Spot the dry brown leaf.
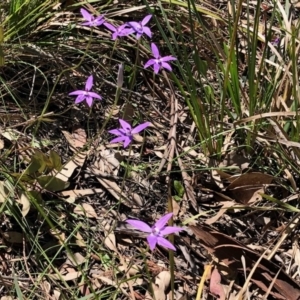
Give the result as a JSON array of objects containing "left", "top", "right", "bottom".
[
  {"left": 72, "top": 128, "right": 87, "bottom": 148},
  {"left": 178, "top": 110, "right": 187, "bottom": 123},
  {"left": 61, "top": 188, "right": 104, "bottom": 200},
  {"left": 17, "top": 193, "right": 30, "bottom": 217},
  {"left": 190, "top": 225, "right": 300, "bottom": 299},
  {"left": 98, "top": 276, "right": 115, "bottom": 286},
  {"left": 55, "top": 161, "right": 77, "bottom": 181},
  {"left": 220, "top": 152, "right": 250, "bottom": 170},
  {"left": 226, "top": 172, "right": 273, "bottom": 204},
  {"left": 119, "top": 263, "right": 139, "bottom": 276},
  {"left": 52, "top": 289, "right": 61, "bottom": 300},
  {"left": 61, "top": 270, "right": 82, "bottom": 281},
  {"left": 61, "top": 196, "right": 76, "bottom": 204},
  {"left": 227, "top": 172, "right": 274, "bottom": 188},
  {"left": 62, "top": 129, "right": 86, "bottom": 149},
  {"left": 67, "top": 252, "right": 86, "bottom": 266},
  {"left": 3, "top": 231, "right": 23, "bottom": 243},
  {"left": 211, "top": 169, "right": 224, "bottom": 189},
  {"left": 97, "top": 177, "right": 143, "bottom": 206},
  {"left": 283, "top": 168, "right": 297, "bottom": 192},
  {"left": 75, "top": 232, "right": 86, "bottom": 248},
  {"left": 50, "top": 228, "right": 66, "bottom": 242},
  {"left": 42, "top": 281, "right": 51, "bottom": 294},
  {"left": 92, "top": 148, "right": 120, "bottom": 176},
  {"left": 74, "top": 203, "right": 97, "bottom": 218},
  {"left": 79, "top": 283, "right": 91, "bottom": 296},
  {"left": 154, "top": 150, "right": 164, "bottom": 158},
  {"left": 0, "top": 181, "right": 10, "bottom": 203},
  {"left": 172, "top": 198, "right": 180, "bottom": 216},
  {"left": 55, "top": 151, "right": 87, "bottom": 181},
  {"left": 209, "top": 268, "right": 225, "bottom": 300},
  {"left": 0, "top": 128, "right": 21, "bottom": 141},
  {"left": 104, "top": 232, "right": 117, "bottom": 251},
  {"left": 130, "top": 169, "right": 150, "bottom": 189},
  {"left": 228, "top": 186, "right": 264, "bottom": 205},
  {"left": 146, "top": 270, "right": 171, "bottom": 300},
  {"left": 157, "top": 271, "right": 171, "bottom": 291},
  {"left": 216, "top": 169, "right": 232, "bottom": 180},
  {"left": 205, "top": 201, "right": 234, "bottom": 225},
  {"left": 48, "top": 266, "right": 81, "bottom": 281}
]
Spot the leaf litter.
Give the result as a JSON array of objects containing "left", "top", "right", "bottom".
[{"left": 1, "top": 1, "right": 300, "bottom": 299}]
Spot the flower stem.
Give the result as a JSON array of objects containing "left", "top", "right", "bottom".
[{"left": 168, "top": 179, "right": 175, "bottom": 300}]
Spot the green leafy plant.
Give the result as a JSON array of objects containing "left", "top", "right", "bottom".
[
  {"left": 173, "top": 180, "right": 184, "bottom": 201},
  {"left": 17, "top": 150, "right": 69, "bottom": 192}
]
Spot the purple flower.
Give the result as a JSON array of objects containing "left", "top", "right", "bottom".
[
  {"left": 128, "top": 15, "right": 152, "bottom": 39},
  {"left": 144, "top": 43, "right": 177, "bottom": 74},
  {"left": 127, "top": 213, "right": 182, "bottom": 251},
  {"left": 69, "top": 75, "right": 102, "bottom": 107},
  {"left": 104, "top": 23, "right": 134, "bottom": 40},
  {"left": 80, "top": 8, "right": 106, "bottom": 27},
  {"left": 271, "top": 37, "right": 280, "bottom": 46},
  {"left": 108, "top": 119, "right": 150, "bottom": 148}
]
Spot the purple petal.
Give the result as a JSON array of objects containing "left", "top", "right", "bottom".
[
  {"left": 69, "top": 90, "right": 85, "bottom": 96},
  {"left": 118, "top": 24, "right": 129, "bottom": 31},
  {"left": 110, "top": 136, "right": 126, "bottom": 144},
  {"left": 156, "top": 237, "right": 176, "bottom": 251},
  {"left": 85, "top": 96, "right": 93, "bottom": 107},
  {"left": 95, "top": 16, "right": 105, "bottom": 25},
  {"left": 119, "top": 119, "right": 132, "bottom": 132},
  {"left": 151, "top": 43, "right": 160, "bottom": 59},
  {"left": 95, "top": 20, "right": 105, "bottom": 26},
  {"left": 153, "top": 63, "right": 160, "bottom": 74},
  {"left": 154, "top": 213, "right": 173, "bottom": 230},
  {"left": 81, "top": 21, "right": 93, "bottom": 26},
  {"left": 80, "top": 8, "right": 92, "bottom": 22},
  {"left": 88, "top": 92, "right": 102, "bottom": 99},
  {"left": 128, "top": 21, "right": 140, "bottom": 31},
  {"left": 112, "top": 33, "right": 118, "bottom": 40},
  {"left": 160, "top": 226, "right": 182, "bottom": 236},
  {"left": 108, "top": 129, "right": 123, "bottom": 135},
  {"left": 85, "top": 75, "right": 93, "bottom": 91},
  {"left": 144, "top": 59, "right": 156, "bottom": 69},
  {"left": 135, "top": 33, "right": 142, "bottom": 39},
  {"left": 143, "top": 27, "right": 152, "bottom": 38},
  {"left": 123, "top": 136, "right": 132, "bottom": 148},
  {"left": 142, "top": 15, "right": 152, "bottom": 25},
  {"left": 126, "top": 220, "right": 152, "bottom": 232},
  {"left": 131, "top": 122, "right": 151, "bottom": 134},
  {"left": 161, "top": 62, "right": 172, "bottom": 72},
  {"left": 147, "top": 235, "right": 158, "bottom": 251},
  {"left": 160, "top": 55, "right": 177, "bottom": 62},
  {"left": 103, "top": 23, "right": 116, "bottom": 32},
  {"left": 121, "top": 28, "right": 135, "bottom": 36},
  {"left": 74, "top": 94, "right": 86, "bottom": 104}
]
